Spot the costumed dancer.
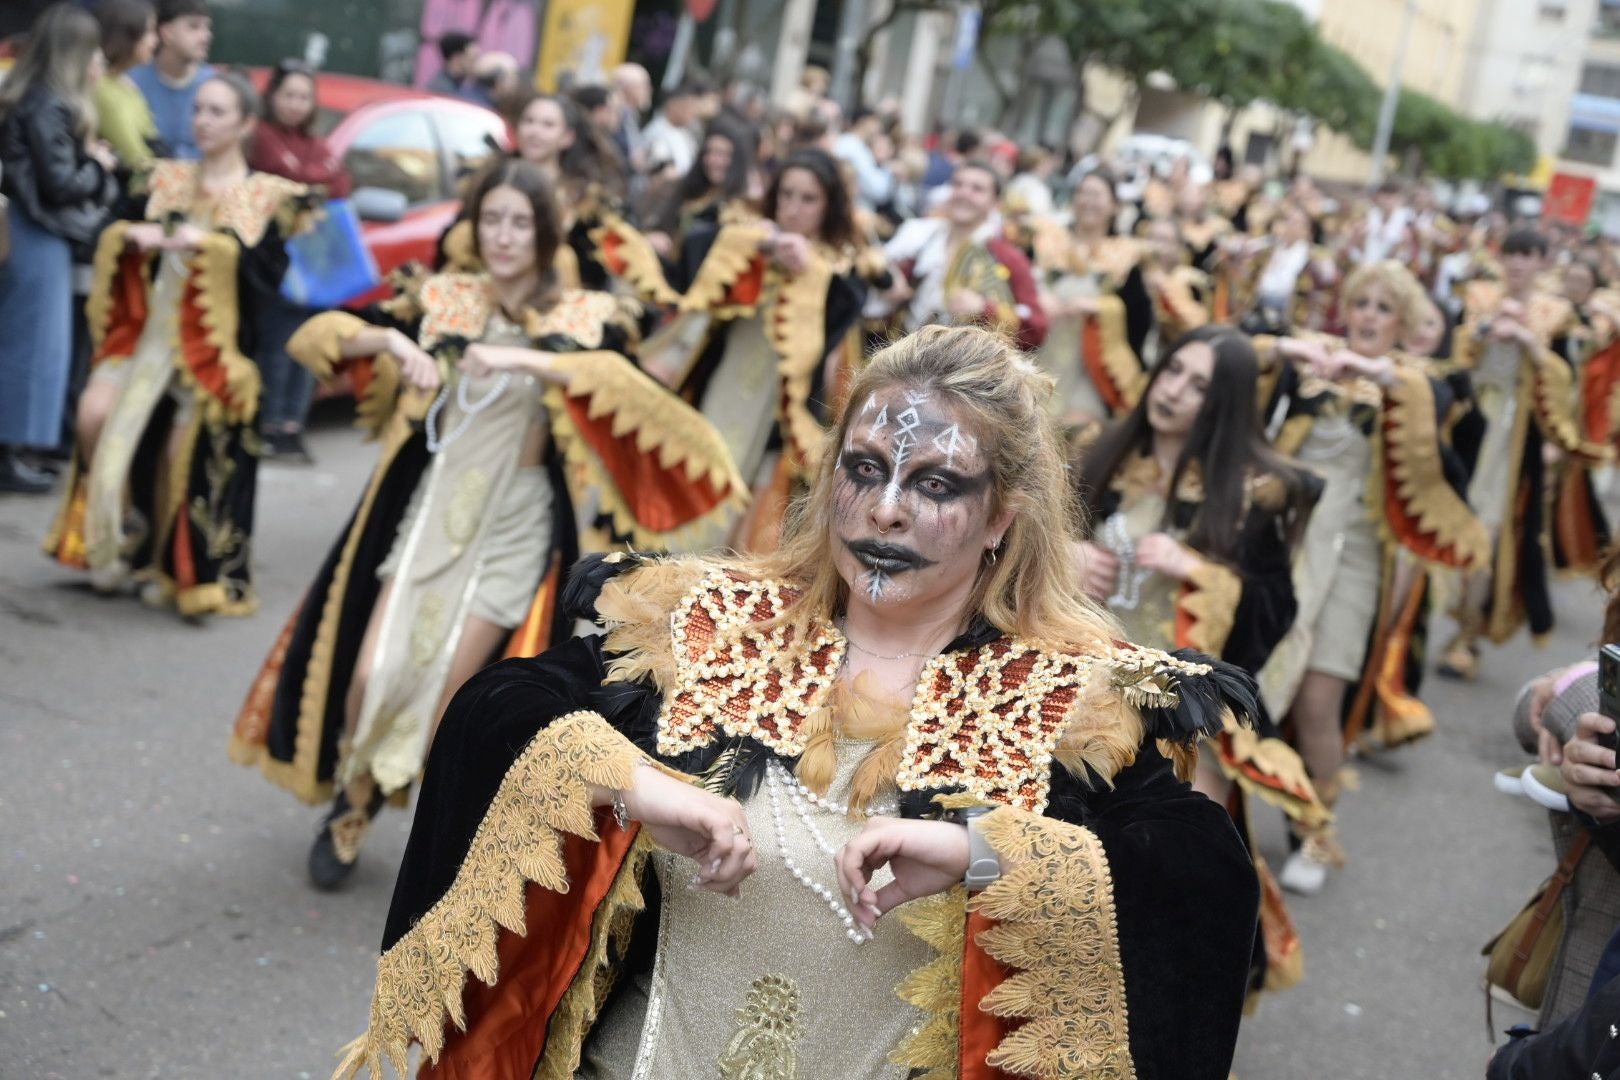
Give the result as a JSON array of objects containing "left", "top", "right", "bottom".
[
  {"left": 45, "top": 73, "right": 311, "bottom": 618},
  {"left": 594, "top": 148, "right": 872, "bottom": 552},
  {"left": 1072, "top": 325, "right": 1325, "bottom": 1001},
  {"left": 229, "top": 161, "right": 746, "bottom": 889},
  {"left": 1441, "top": 228, "right": 1614, "bottom": 680},
  {"left": 643, "top": 115, "right": 758, "bottom": 260},
  {"left": 879, "top": 159, "right": 1047, "bottom": 349},
  {"left": 1256, "top": 261, "right": 1490, "bottom": 895},
  {"left": 1174, "top": 181, "right": 1233, "bottom": 273},
  {"left": 328, "top": 325, "right": 1261, "bottom": 1080},
  {"left": 440, "top": 90, "right": 625, "bottom": 291},
  {"left": 1213, "top": 200, "right": 1338, "bottom": 335},
  {"left": 1138, "top": 214, "right": 1212, "bottom": 351},
  {"left": 1030, "top": 169, "right": 1151, "bottom": 423}
]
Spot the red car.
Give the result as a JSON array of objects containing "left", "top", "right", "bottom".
[{"left": 246, "top": 68, "right": 510, "bottom": 306}]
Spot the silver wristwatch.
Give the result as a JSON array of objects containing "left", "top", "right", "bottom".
[{"left": 950, "top": 805, "right": 1002, "bottom": 891}]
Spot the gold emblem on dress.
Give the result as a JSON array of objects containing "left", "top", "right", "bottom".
[
  {"left": 445, "top": 466, "right": 492, "bottom": 553},
  {"left": 411, "top": 593, "right": 447, "bottom": 668},
  {"left": 718, "top": 973, "right": 804, "bottom": 1080}
]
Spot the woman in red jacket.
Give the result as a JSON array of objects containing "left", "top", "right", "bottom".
[{"left": 246, "top": 59, "right": 350, "bottom": 462}]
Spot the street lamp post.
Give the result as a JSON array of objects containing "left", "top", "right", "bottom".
[{"left": 1369, "top": 0, "right": 1419, "bottom": 187}]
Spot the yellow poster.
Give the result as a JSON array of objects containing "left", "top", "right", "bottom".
[{"left": 534, "top": 0, "right": 634, "bottom": 91}]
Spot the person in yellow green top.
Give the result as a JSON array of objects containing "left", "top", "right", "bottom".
[{"left": 92, "top": 0, "right": 160, "bottom": 172}]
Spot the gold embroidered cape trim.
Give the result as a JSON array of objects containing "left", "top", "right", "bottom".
[
  {"left": 890, "top": 887, "right": 968, "bottom": 1080},
  {"left": 1089, "top": 294, "right": 1147, "bottom": 413},
  {"left": 1176, "top": 557, "right": 1242, "bottom": 656},
  {"left": 589, "top": 212, "right": 683, "bottom": 306},
  {"left": 1375, "top": 362, "right": 1491, "bottom": 569},
  {"left": 287, "top": 310, "right": 405, "bottom": 439},
  {"left": 184, "top": 233, "right": 262, "bottom": 423},
  {"left": 145, "top": 161, "right": 309, "bottom": 248},
  {"left": 1212, "top": 720, "right": 1331, "bottom": 829},
  {"left": 764, "top": 250, "right": 836, "bottom": 476},
  {"left": 542, "top": 351, "right": 749, "bottom": 548},
  {"left": 1152, "top": 266, "right": 1210, "bottom": 339},
  {"left": 1528, "top": 345, "right": 1616, "bottom": 462},
  {"left": 971, "top": 809, "right": 1136, "bottom": 1079},
  {"left": 619, "top": 569, "right": 1202, "bottom": 811},
  {"left": 331, "top": 711, "right": 641, "bottom": 1079},
  {"left": 680, "top": 223, "right": 772, "bottom": 316},
  {"left": 84, "top": 221, "right": 131, "bottom": 356}
]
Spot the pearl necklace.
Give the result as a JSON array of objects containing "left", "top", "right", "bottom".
[
  {"left": 764, "top": 759, "right": 896, "bottom": 944},
  {"left": 424, "top": 371, "right": 513, "bottom": 453}
]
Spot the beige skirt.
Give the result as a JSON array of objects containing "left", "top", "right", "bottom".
[
  {"left": 378, "top": 464, "right": 553, "bottom": 629},
  {"left": 1304, "top": 516, "right": 1382, "bottom": 682}
]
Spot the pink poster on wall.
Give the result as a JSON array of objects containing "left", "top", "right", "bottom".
[{"left": 414, "top": 0, "right": 541, "bottom": 90}]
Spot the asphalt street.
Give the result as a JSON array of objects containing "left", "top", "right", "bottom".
[{"left": 0, "top": 414, "right": 1606, "bottom": 1079}]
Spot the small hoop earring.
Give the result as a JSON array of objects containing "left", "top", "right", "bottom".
[{"left": 985, "top": 546, "right": 999, "bottom": 566}]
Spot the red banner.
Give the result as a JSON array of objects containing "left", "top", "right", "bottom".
[{"left": 1546, "top": 172, "right": 1598, "bottom": 226}]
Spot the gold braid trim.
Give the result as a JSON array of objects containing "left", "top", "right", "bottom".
[
  {"left": 680, "top": 223, "right": 770, "bottom": 315},
  {"left": 1090, "top": 294, "right": 1146, "bottom": 412},
  {"left": 1176, "top": 557, "right": 1242, "bottom": 656},
  {"left": 1213, "top": 719, "right": 1331, "bottom": 829},
  {"left": 331, "top": 711, "right": 641, "bottom": 1079},
  {"left": 287, "top": 311, "right": 407, "bottom": 440},
  {"left": 765, "top": 252, "right": 835, "bottom": 475},
  {"left": 1529, "top": 346, "right": 1617, "bottom": 462},
  {"left": 589, "top": 211, "right": 681, "bottom": 305},
  {"left": 889, "top": 887, "right": 967, "bottom": 1080},
  {"left": 85, "top": 221, "right": 132, "bottom": 356},
  {"left": 597, "top": 557, "right": 720, "bottom": 692},
  {"left": 543, "top": 351, "right": 748, "bottom": 548},
  {"left": 1377, "top": 363, "right": 1491, "bottom": 569},
  {"left": 970, "top": 809, "right": 1136, "bottom": 1080},
  {"left": 186, "top": 233, "right": 260, "bottom": 423}
]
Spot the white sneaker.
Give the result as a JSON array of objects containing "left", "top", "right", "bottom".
[
  {"left": 88, "top": 560, "right": 130, "bottom": 595},
  {"left": 1495, "top": 764, "right": 1529, "bottom": 797},
  {"left": 1521, "top": 764, "right": 1571, "bottom": 813},
  {"left": 1278, "top": 849, "right": 1330, "bottom": 896}
]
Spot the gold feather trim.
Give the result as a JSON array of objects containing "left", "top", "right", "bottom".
[
  {"left": 970, "top": 810, "right": 1136, "bottom": 1080},
  {"left": 1051, "top": 678, "right": 1146, "bottom": 792},
  {"left": 889, "top": 887, "right": 967, "bottom": 1080},
  {"left": 679, "top": 223, "right": 770, "bottom": 315},
  {"left": 589, "top": 211, "right": 682, "bottom": 306},
  {"left": 330, "top": 711, "right": 641, "bottom": 1079},
  {"left": 765, "top": 250, "right": 835, "bottom": 475},
  {"left": 1374, "top": 363, "right": 1491, "bottom": 569},
  {"left": 1176, "top": 557, "right": 1242, "bottom": 656},
  {"left": 1090, "top": 294, "right": 1147, "bottom": 413},
  {"left": 85, "top": 221, "right": 131, "bottom": 356},
  {"left": 287, "top": 310, "right": 369, "bottom": 381},
  {"left": 542, "top": 350, "right": 748, "bottom": 547}
]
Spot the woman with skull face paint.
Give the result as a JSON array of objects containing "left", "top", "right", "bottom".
[
  {"left": 1073, "top": 325, "right": 1324, "bottom": 999},
  {"left": 230, "top": 160, "right": 746, "bottom": 890},
  {"left": 324, "top": 325, "right": 1263, "bottom": 1080},
  {"left": 1254, "top": 261, "right": 1489, "bottom": 896},
  {"left": 594, "top": 148, "right": 871, "bottom": 551}
]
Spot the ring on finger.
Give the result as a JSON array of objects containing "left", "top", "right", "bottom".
[{"left": 732, "top": 824, "right": 747, "bottom": 837}]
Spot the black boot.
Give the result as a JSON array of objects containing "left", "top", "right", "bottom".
[
  {"left": 0, "top": 446, "right": 53, "bottom": 494},
  {"left": 307, "top": 783, "right": 386, "bottom": 891}
]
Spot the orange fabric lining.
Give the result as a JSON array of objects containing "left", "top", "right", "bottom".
[
  {"left": 232, "top": 609, "right": 298, "bottom": 748},
  {"left": 171, "top": 492, "right": 197, "bottom": 590},
  {"left": 96, "top": 250, "right": 151, "bottom": 363},
  {"left": 1080, "top": 313, "right": 1127, "bottom": 414},
  {"left": 50, "top": 477, "right": 90, "bottom": 568},
  {"left": 1359, "top": 572, "right": 1431, "bottom": 746},
  {"left": 1582, "top": 339, "right": 1620, "bottom": 444},
  {"left": 502, "top": 553, "right": 561, "bottom": 660},
  {"left": 562, "top": 394, "right": 728, "bottom": 533},
  {"left": 347, "top": 355, "right": 376, "bottom": 402},
  {"left": 1556, "top": 464, "right": 1604, "bottom": 572},
  {"left": 426, "top": 813, "right": 640, "bottom": 1080},
  {"left": 732, "top": 454, "right": 795, "bottom": 554},
  {"left": 597, "top": 230, "right": 628, "bottom": 276},
  {"left": 725, "top": 257, "right": 765, "bottom": 307},
  {"left": 960, "top": 910, "right": 1015, "bottom": 1080},
  {"left": 1380, "top": 413, "right": 1465, "bottom": 565}
]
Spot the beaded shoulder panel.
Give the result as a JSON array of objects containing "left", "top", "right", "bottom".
[{"left": 657, "top": 571, "right": 1201, "bottom": 812}]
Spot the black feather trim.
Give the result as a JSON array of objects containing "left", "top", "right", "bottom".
[
  {"left": 1139, "top": 649, "right": 1260, "bottom": 745},
  {"left": 561, "top": 552, "right": 646, "bottom": 624}
]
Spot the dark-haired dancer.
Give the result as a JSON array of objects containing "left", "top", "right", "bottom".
[
  {"left": 1073, "top": 325, "right": 1324, "bottom": 1000},
  {"left": 45, "top": 73, "right": 309, "bottom": 618},
  {"left": 231, "top": 160, "right": 746, "bottom": 889},
  {"left": 1443, "top": 228, "right": 1614, "bottom": 679}
]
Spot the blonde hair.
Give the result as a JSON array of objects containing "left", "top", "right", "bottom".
[
  {"left": 739, "top": 325, "right": 1118, "bottom": 653},
  {"left": 0, "top": 5, "right": 102, "bottom": 139},
  {"left": 1342, "top": 259, "right": 1426, "bottom": 338}
]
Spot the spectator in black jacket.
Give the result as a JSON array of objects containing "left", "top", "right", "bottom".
[
  {"left": 1488, "top": 961, "right": 1620, "bottom": 1078},
  {"left": 0, "top": 3, "right": 117, "bottom": 492}
]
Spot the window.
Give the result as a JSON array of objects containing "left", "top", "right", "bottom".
[
  {"left": 343, "top": 111, "right": 443, "bottom": 205},
  {"left": 434, "top": 109, "right": 508, "bottom": 184},
  {"left": 1564, "top": 125, "right": 1618, "bottom": 166},
  {"left": 1580, "top": 63, "right": 1620, "bottom": 99}
]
